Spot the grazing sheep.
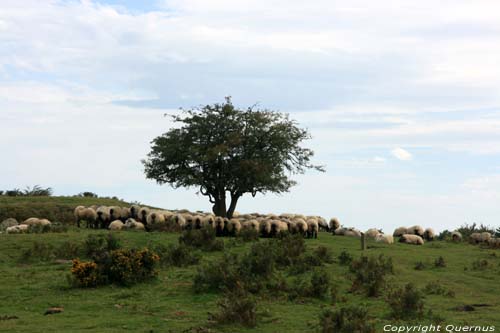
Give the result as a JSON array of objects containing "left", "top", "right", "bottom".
[
  {"left": 169, "top": 214, "right": 186, "bottom": 230},
  {"left": 306, "top": 219, "right": 319, "bottom": 239},
  {"left": 487, "top": 238, "right": 500, "bottom": 247},
  {"left": 120, "top": 207, "right": 131, "bottom": 220},
  {"left": 109, "top": 206, "right": 122, "bottom": 222},
  {"left": 22, "top": 217, "right": 41, "bottom": 226},
  {"left": 316, "top": 217, "right": 329, "bottom": 231},
  {"left": 1, "top": 218, "right": 19, "bottom": 231},
  {"left": 292, "top": 219, "right": 308, "bottom": 236},
  {"left": 399, "top": 234, "right": 424, "bottom": 245},
  {"left": 124, "top": 218, "right": 145, "bottom": 231},
  {"left": 334, "top": 227, "right": 346, "bottom": 236},
  {"left": 407, "top": 225, "right": 425, "bottom": 237},
  {"left": 109, "top": 220, "right": 124, "bottom": 230},
  {"left": 470, "top": 232, "right": 492, "bottom": 244},
  {"left": 451, "top": 231, "right": 462, "bottom": 242},
  {"left": 375, "top": 234, "right": 394, "bottom": 244},
  {"left": 6, "top": 224, "right": 29, "bottom": 234},
  {"left": 129, "top": 205, "right": 141, "bottom": 219},
  {"left": 193, "top": 215, "right": 204, "bottom": 229},
  {"left": 183, "top": 214, "right": 195, "bottom": 230},
  {"left": 146, "top": 211, "right": 166, "bottom": 226},
  {"left": 481, "top": 232, "right": 492, "bottom": 243},
  {"left": 259, "top": 219, "right": 272, "bottom": 237},
  {"left": 96, "top": 206, "right": 110, "bottom": 229},
  {"left": 74, "top": 206, "right": 85, "bottom": 225},
  {"left": 242, "top": 219, "right": 260, "bottom": 231},
  {"left": 227, "top": 219, "right": 242, "bottom": 236},
  {"left": 75, "top": 207, "right": 97, "bottom": 228},
  {"left": 214, "top": 216, "right": 225, "bottom": 236},
  {"left": 203, "top": 215, "right": 215, "bottom": 229},
  {"left": 365, "top": 228, "right": 382, "bottom": 238},
  {"left": 329, "top": 218, "right": 340, "bottom": 231},
  {"left": 423, "top": 228, "right": 435, "bottom": 241},
  {"left": 393, "top": 227, "right": 408, "bottom": 237},
  {"left": 344, "top": 228, "right": 362, "bottom": 238},
  {"left": 137, "top": 207, "right": 150, "bottom": 223},
  {"left": 39, "top": 219, "right": 51, "bottom": 226}
]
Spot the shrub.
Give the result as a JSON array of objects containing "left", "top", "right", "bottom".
[
  {"left": 350, "top": 255, "right": 393, "bottom": 297},
  {"left": 84, "top": 234, "right": 122, "bottom": 259},
  {"left": 210, "top": 287, "right": 257, "bottom": 328},
  {"left": 179, "top": 228, "right": 224, "bottom": 251},
  {"left": 437, "top": 230, "right": 451, "bottom": 241},
  {"left": 471, "top": 259, "right": 490, "bottom": 271},
  {"left": 55, "top": 241, "right": 82, "bottom": 259},
  {"left": 0, "top": 218, "right": 18, "bottom": 231},
  {"left": 414, "top": 261, "right": 426, "bottom": 270},
  {"left": 338, "top": 250, "right": 353, "bottom": 265},
  {"left": 71, "top": 259, "right": 100, "bottom": 287},
  {"left": 70, "top": 248, "right": 159, "bottom": 287},
  {"left": 458, "top": 223, "right": 495, "bottom": 239},
  {"left": 319, "top": 305, "right": 375, "bottom": 333},
  {"left": 19, "top": 242, "right": 55, "bottom": 262},
  {"left": 434, "top": 256, "right": 446, "bottom": 268},
  {"left": 237, "top": 228, "right": 260, "bottom": 242},
  {"left": 275, "top": 233, "right": 306, "bottom": 267},
  {"left": 240, "top": 241, "right": 278, "bottom": 279},
  {"left": 313, "top": 246, "right": 334, "bottom": 264},
  {"left": 387, "top": 283, "right": 425, "bottom": 320},
  {"left": 27, "top": 224, "right": 51, "bottom": 234},
  {"left": 309, "top": 268, "right": 331, "bottom": 298},
  {"left": 153, "top": 243, "right": 200, "bottom": 267},
  {"left": 193, "top": 254, "right": 241, "bottom": 293},
  {"left": 47, "top": 222, "right": 68, "bottom": 233},
  {"left": 424, "top": 281, "right": 455, "bottom": 297}
]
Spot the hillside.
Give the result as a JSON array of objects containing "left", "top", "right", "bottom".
[{"left": 0, "top": 196, "right": 131, "bottom": 223}]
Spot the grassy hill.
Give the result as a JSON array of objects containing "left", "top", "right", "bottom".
[
  {"left": 0, "top": 229, "right": 499, "bottom": 332},
  {"left": 0, "top": 196, "right": 131, "bottom": 223}
]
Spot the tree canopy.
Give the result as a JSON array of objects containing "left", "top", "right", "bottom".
[{"left": 143, "top": 97, "right": 324, "bottom": 218}]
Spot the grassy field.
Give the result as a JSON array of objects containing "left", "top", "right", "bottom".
[
  {"left": 0, "top": 196, "right": 131, "bottom": 223},
  {"left": 0, "top": 227, "right": 499, "bottom": 333}
]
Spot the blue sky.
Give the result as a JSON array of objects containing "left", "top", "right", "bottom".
[{"left": 1, "top": 0, "right": 500, "bottom": 232}]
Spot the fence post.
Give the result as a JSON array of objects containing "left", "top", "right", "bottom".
[{"left": 361, "top": 232, "right": 366, "bottom": 251}]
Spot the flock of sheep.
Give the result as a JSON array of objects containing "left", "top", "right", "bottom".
[{"left": 2, "top": 204, "right": 498, "bottom": 248}]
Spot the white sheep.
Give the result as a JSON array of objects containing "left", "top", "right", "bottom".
[
  {"left": 329, "top": 218, "right": 340, "bottom": 231},
  {"left": 0, "top": 218, "right": 18, "bottom": 231},
  {"left": 227, "top": 219, "right": 242, "bottom": 236},
  {"left": 292, "top": 218, "right": 308, "bottom": 236},
  {"left": 96, "top": 206, "right": 110, "bottom": 228},
  {"left": 306, "top": 219, "right": 319, "bottom": 239},
  {"left": 423, "top": 228, "right": 435, "bottom": 241},
  {"left": 334, "top": 227, "right": 346, "bottom": 236},
  {"left": 259, "top": 219, "right": 272, "bottom": 237},
  {"left": 393, "top": 227, "right": 408, "bottom": 237},
  {"left": 242, "top": 219, "right": 260, "bottom": 231},
  {"left": 129, "top": 205, "right": 141, "bottom": 219},
  {"left": 202, "top": 215, "right": 215, "bottom": 229},
  {"left": 375, "top": 234, "right": 394, "bottom": 244},
  {"left": 109, "top": 220, "right": 124, "bottom": 230},
  {"left": 124, "top": 218, "right": 145, "bottom": 231},
  {"left": 74, "top": 207, "right": 97, "bottom": 228},
  {"left": 344, "top": 228, "right": 361, "bottom": 238},
  {"left": 470, "top": 232, "right": 492, "bottom": 244},
  {"left": 146, "top": 211, "right": 166, "bottom": 226},
  {"left": 399, "top": 234, "right": 424, "bottom": 245},
  {"left": 451, "top": 231, "right": 462, "bottom": 242},
  {"left": 193, "top": 215, "right": 204, "bottom": 229},
  {"left": 6, "top": 224, "right": 29, "bottom": 234},
  {"left": 137, "top": 207, "right": 150, "bottom": 222},
  {"left": 365, "top": 228, "right": 382, "bottom": 239},
  {"left": 169, "top": 213, "right": 186, "bottom": 230},
  {"left": 109, "top": 206, "right": 122, "bottom": 222},
  {"left": 22, "top": 217, "right": 41, "bottom": 226},
  {"left": 407, "top": 225, "right": 425, "bottom": 237}
]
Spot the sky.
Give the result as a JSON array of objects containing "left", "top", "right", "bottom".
[{"left": 1, "top": 0, "right": 500, "bottom": 232}]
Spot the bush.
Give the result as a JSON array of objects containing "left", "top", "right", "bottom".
[
  {"left": 240, "top": 241, "right": 278, "bottom": 279},
  {"left": 424, "top": 281, "right": 455, "bottom": 297},
  {"left": 210, "top": 288, "right": 257, "bottom": 328},
  {"left": 471, "top": 259, "right": 490, "bottom": 271},
  {"left": 84, "top": 234, "right": 122, "bottom": 259},
  {"left": 437, "top": 230, "right": 451, "bottom": 241},
  {"left": 237, "top": 228, "right": 260, "bottom": 242},
  {"left": 289, "top": 268, "right": 331, "bottom": 300},
  {"left": 458, "top": 223, "right": 495, "bottom": 239},
  {"left": 153, "top": 243, "right": 200, "bottom": 267},
  {"left": 319, "top": 305, "right": 375, "bottom": 333},
  {"left": 70, "top": 248, "right": 160, "bottom": 287},
  {"left": 0, "top": 218, "right": 18, "bottom": 231},
  {"left": 387, "top": 283, "right": 425, "bottom": 320},
  {"left": 27, "top": 224, "right": 52, "bottom": 234},
  {"left": 193, "top": 254, "right": 241, "bottom": 293},
  {"left": 414, "top": 261, "right": 426, "bottom": 270},
  {"left": 350, "top": 255, "right": 393, "bottom": 297},
  {"left": 313, "top": 246, "right": 334, "bottom": 264},
  {"left": 55, "top": 241, "right": 82, "bottom": 259},
  {"left": 19, "top": 242, "right": 55, "bottom": 262},
  {"left": 338, "top": 250, "right": 353, "bottom": 265},
  {"left": 179, "top": 228, "right": 224, "bottom": 251},
  {"left": 434, "top": 256, "right": 446, "bottom": 268}
]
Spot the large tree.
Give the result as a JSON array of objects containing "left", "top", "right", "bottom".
[{"left": 143, "top": 97, "right": 324, "bottom": 218}]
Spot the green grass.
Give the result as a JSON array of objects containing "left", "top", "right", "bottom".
[
  {"left": 0, "top": 229, "right": 499, "bottom": 333},
  {"left": 0, "top": 196, "right": 131, "bottom": 223}
]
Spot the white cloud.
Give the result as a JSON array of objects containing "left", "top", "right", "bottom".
[{"left": 391, "top": 147, "right": 413, "bottom": 161}]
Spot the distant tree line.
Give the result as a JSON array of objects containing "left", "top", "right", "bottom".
[{"left": 0, "top": 185, "right": 53, "bottom": 197}]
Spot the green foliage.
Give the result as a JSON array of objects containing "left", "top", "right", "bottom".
[
  {"left": 387, "top": 283, "right": 425, "bottom": 320},
  {"left": 1, "top": 185, "right": 52, "bottom": 197},
  {"left": 236, "top": 228, "right": 260, "bottom": 242},
  {"left": 338, "top": 250, "right": 353, "bottom": 265},
  {"left": 19, "top": 242, "right": 55, "bottom": 262},
  {"left": 471, "top": 259, "right": 490, "bottom": 270},
  {"left": 84, "top": 233, "right": 122, "bottom": 259},
  {"left": 193, "top": 254, "right": 241, "bottom": 293},
  {"left": 424, "top": 281, "right": 455, "bottom": 297},
  {"left": 152, "top": 243, "right": 200, "bottom": 267},
  {"left": 319, "top": 305, "right": 375, "bottom": 333},
  {"left": 143, "top": 97, "right": 323, "bottom": 217},
  {"left": 179, "top": 228, "right": 224, "bottom": 251},
  {"left": 350, "top": 255, "right": 393, "bottom": 297},
  {"left": 434, "top": 256, "right": 446, "bottom": 268},
  {"left": 71, "top": 248, "right": 160, "bottom": 287},
  {"left": 414, "top": 261, "right": 426, "bottom": 270},
  {"left": 210, "top": 287, "right": 257, "bottom": 328},
  {"left": 457, "top": 223, "right": 495, "bottom": 239}
]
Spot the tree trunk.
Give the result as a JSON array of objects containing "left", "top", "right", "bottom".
[
  {"left": 226, "top": 193, "right": 240, "bottom": 219},
  {"left": 212, "top": 193, "right": 227, "bottom": 217}
]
